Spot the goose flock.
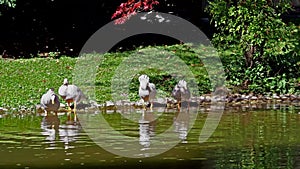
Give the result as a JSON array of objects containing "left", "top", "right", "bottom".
[
  {"left": 40, "top": 75, "right": 190, "bottom": 120},
  {"left": 40, "top": 78, "right": 85, "bottom": 121}
]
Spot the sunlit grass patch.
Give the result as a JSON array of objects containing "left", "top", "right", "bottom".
[
  {"left": 94, "top": 44, "right": 213, "bottom": 103},
  {"left": 0, "top": 44, "right": 215, "bottom": 111},
  {"left": 0, "top": 57, "right": 75, "bottom": 110}
]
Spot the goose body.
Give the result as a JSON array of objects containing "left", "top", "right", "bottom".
[
  {"left": 40, "top": 88, "right": 60, "bottom": 116},
  {"left": 58, "top": 78, "right": 85, "bottom": 121},
  {"left": 138, "top": 75, "right": 156, "bottom": 109},
  {"left": 172, "top": 80, "right": 190, "bottom": 109}
]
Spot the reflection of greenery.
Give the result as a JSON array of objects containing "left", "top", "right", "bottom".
[
  {"left": 93, "top": 108, "right": 300, "bottom": 169},
  {"left": 0, "top": 115, "right": 43, "bottom": 141},
  {"left": 207, "top": 110, "right": 300, "bottom": 169},
  {"left": 102, "top": 110, "right": 175, "bottom": 136},
  {"left": 0, "top": 109, "right": 299, "bottom": 168}
]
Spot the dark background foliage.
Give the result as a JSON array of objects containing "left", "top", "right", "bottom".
[{"left": 0, "top": 0, "right": 210, "bottom": 58}]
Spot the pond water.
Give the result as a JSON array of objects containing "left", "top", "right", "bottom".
[{"left": 1, "top": 104, "right": 300, "bottom": 169}]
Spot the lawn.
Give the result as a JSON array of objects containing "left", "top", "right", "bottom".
[
  {"left": 0, "top": 44, "right": 218, "bottom": 112},
  {"left": 0, "top": 57, "right": 75, "bottom": 111}
]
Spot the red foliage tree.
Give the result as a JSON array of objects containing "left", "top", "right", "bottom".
[{"left": 112, "top": 0, "right": 159, "bottom": 24}]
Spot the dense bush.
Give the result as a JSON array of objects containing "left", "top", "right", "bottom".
[{"left": 207, "top": 0, "right": 300, "bottom": 94}]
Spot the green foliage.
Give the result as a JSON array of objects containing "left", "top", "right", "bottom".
[
  {"left": 0, "top": 0, "right": 16, "bottom": 15},
  {"left": 207, "top": 0, "right": 300, "bottom": 94},
  {"left": 0, "top": 0, "right": 16, "bottom": 8},
  {"left": 0, "top": 0, "right": 16, "bottom": 16}
]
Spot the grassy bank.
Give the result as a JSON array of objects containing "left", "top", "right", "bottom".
[
  {"left": 0, "top": 44, "right": 214, "bottom": 112},
  {"left": 1, "top": 44, "right": 299, "bottom": 112},
  {"left": 0, "top": 57, "right": 76, "bottom": 111}
]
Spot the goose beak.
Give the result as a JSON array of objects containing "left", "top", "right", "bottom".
[{"left": 51, "top": 95, "right": 55, "bottom": 104}]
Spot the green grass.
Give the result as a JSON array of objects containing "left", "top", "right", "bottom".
[
  {"left": 94, "top": 44, "right": 215, "bottom": 102},
  {"left": 0, "top": 57, "right": 76, "bottom": 111},
  {"left": 0, "top": 44, "right": 218, "bottom": 112}
]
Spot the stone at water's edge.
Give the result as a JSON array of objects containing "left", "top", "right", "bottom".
[
  {"left": 35, "top": 103, "right": 68, "bottom": 116},
  {"left": 105, "top": 94, "right": 300, "bottom": 110},
  {"left": 35, "top": 104, "right": 43, "bottom": 114},
  {"left": 105, "top": 101, "right": 116, "bottom": 109},
  {"left": 33, "top": 93, "right": 300, "bottom": 113},
  {"left": 0, "top": 107, "right": 8, "bottom": 114},
  {"left": 59, "top": 103, "right": 66, "bottom": 108}
]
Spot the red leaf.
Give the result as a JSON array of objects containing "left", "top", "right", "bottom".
[
  {"left": 133, "top": 1, "right": 142, "bottom": 9},
  {"left": 144, "top": 5, "right": 149, "bottom": 10},
  {"left": 112, "top": 0, "right": 160, "bottom": 24}
]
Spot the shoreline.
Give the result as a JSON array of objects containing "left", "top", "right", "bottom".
[
  {"left": 1, "top": 93, "right": 299, "bottom": 117},
  {"left": 101, "top": 93, "right": 300, "bottom": 111}
]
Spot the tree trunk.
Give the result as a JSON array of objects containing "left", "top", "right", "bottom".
[{"left": 244, "top": 45, "right": 255, "bottom": 68}]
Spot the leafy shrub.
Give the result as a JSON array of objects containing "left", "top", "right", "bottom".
[
  {"left": 207, "top": 0, "right": 300, "bottom": 94},
  {"left": 0, "top": 0, "right": 16, "bottom": 7}
]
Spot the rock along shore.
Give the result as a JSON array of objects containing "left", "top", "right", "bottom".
[
  {"left": 3, "top": 93, "right": 299, "bottom": 117},
  {"left": 100, "top": 93, "right": 300, "bottom": 111}
]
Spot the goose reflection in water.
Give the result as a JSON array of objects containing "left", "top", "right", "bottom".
[
  {"left": 40, "top": 115, "right": 81, "bottom": 149},
  {"left": 138, "top": 108, "right": 191, "bottom": 149},
  {"left": 139, "top": 110, "right": 156, "bottom": 149},
  {"left": 40, "top": 115, "right": 60, "bottom": 141},
  {"left": 173, "top": 111, "right": 190, "bottom": 143}
]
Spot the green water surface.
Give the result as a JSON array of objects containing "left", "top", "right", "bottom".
[{"left": 0, "top": 105, "right": 300, "bottom": 169}]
